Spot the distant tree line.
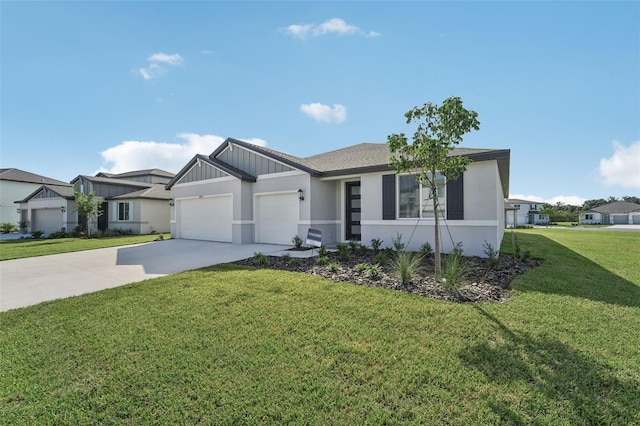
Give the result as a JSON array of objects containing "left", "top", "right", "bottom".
[{"left": 541, "top": 196, "right": 640, "bottom": 223}]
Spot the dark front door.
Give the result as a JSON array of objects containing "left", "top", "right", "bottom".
[
  {"left": 98, "top": 202, "right": 108, "bottom": 231},
  {"left": 345, "top": 182, "right": 361, "bottom": 241}
]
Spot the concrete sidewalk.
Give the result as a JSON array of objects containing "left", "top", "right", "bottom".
[{"left": 0, "top": 239, "right": 290, "bottom": 312}]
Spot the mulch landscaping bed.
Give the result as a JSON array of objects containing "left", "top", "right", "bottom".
[{"left": 232, "top": 249, "right": 540, "bottom": 303}]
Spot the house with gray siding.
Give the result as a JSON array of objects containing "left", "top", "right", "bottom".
[
  {"left": 579, "top": 201, "right": 640, "bottom": 225},
  {"left": 167, "top": 138, "right": 511, "bottom": 257},
  {"left": 16, "top": 169, "right": 174, "bottom": 235}
]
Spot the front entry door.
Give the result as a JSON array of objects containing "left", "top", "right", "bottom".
[{"left": 345, "top": 182, "right": 361, "bottom": 241}]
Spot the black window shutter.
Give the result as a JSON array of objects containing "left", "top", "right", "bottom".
[
  {"left": 446, "top": 174, "right": 464, "bottom": 220},
  {"left": 382, "top": 174, "right": 396, "bottom": 220}
]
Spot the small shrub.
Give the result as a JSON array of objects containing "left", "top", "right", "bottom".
[
  {"left": 367, "top": 264, "right": 382, "bottom": 280},
  {"left": 290, "top": 258, "right": 299, "bottom": 267},
  {"left": 0, "top": 222, "right": 17, "bottom": 233},
  {"left": 420, "top": 242, "right": 433, "bottom": 257},
  {"left": 337, "top": 244, "right": 350, "bottom": 262},
  {"left": 451, "top": 242, "right": 464, "bottom": 257},
  {"left": 392, "top": 251, "right": 422, "bottom": 285},
  {"left": 513, "top": 236, "right": 531, "bottom": 261},
  {"left": 281, "top": 253, "right": 292, "bottom": 262},
  {"left": 355, "top": 263, "right": 368, "bottom": 273},
  {"left": 155, "top": 234, "right": 165, "bottom": 241},
  {"left": 318, "top": 246, "right": 329, "bottom": 257},
  {"left": 316, "top": 256, "right": 329, "bottom": 266},
  {"left": 329, "top": 262, "right": 340, "bottom": 272},
  {"left": 370, "top": 238, "right": 383, "bottom": 252},
  {"left": 443, "top": 252, "right": 467, "bottom": 290},
  {"left": 48, "top": 231, "right": 69, "bottom": 239},
  {"left": 374, "top": 250, "right": 389, "bottom": 265},
  {"left": 483, "top": 240, "right": 499, "bottom": 270},
  {"left": 31, "top": 230, "right": 45, "bottom": 239},
  {"left": 70, "top": 226, "right": 85, "bottom": 238},
  {"left": 253, "top": 252, "right": 268, "bottom": 266},
  {"left": 392, "top": 232, "right": 405, "bottom": 252},
  {"left": 358, "top": 243, "right": 368, "bottom": 255},
  {"left": 292, "top": 235, "right": 303, "bottom": 249},
  {"left": 348, "top": 239, "right": 359, "bottom": 252}
]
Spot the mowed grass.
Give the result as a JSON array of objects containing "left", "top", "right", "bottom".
[
  {"left": 0, "top": 234, "right": 170, "bottom": 261},
  {"left": 1, "top": 230, "right": 639, "bottom": 424}
]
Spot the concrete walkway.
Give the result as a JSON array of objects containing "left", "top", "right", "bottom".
[{"left": 0, "top": 239, "right": 291, "bottom": 312}]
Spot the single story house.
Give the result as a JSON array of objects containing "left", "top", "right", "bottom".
[
  {"left": 16, "top": 169, "right": 174, "bottom": 235},
  {"left": 579, "top": 201, "right": 640, "bottom": 225},
  {"left": 505, "top": 198, "right": 549, "bottom": 227},
  {"left": 167, "top": 138, "right": 511, "bottom": 258},
  {"left": 0, "top": 168, "right": 68, "bottom": 226}
]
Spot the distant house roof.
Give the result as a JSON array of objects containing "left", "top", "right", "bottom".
[
  {"left": 15, "top": 184, "right": 75, "bottom": 203},
  {"left": 95, "top": 169, "right": 175, "bottom": 179},
  {"left": 506, "top": 198, "right": 542, "bottom": 205},
  {"left": 0, "top": 168, "right": 68, "bottom": 186},
  {"left": 108, "top": 184, "right": 171, "bottom": 201},
  {"left": 589, "top": 201, "right": 640, "bottom": 214},
  {"left": 71, "top": 175, "right": 155, "bottom": 188}
]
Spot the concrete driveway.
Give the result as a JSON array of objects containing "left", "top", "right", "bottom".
[{"left": 0, "top": 239, "right": 290, "bottom": 312}]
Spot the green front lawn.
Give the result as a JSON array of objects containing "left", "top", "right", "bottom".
[
  {"left": 1, "top": 230, "right": 638, "bottom": 424},
  {"left": 0, "top": 234, "right": 170, "bottom": 261}
]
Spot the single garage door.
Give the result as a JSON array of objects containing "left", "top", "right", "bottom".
[
  {"left": 612, "top": 215, "right": 628, "bottom": 225},
  {"left": 632, "top": 215, "right": 640, "bottom": 225},
  {"left": 179, "top": 196, "right": 232, "bottom": 242},
  {"left": 256, "top": 193, "right": 299, "bottom": 244},
  {"left": 32, "top": 209, "right": 63, "bottom": 235}
]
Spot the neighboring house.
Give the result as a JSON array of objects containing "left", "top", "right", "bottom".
[
  {"left": 579, "top": 201, "right": 640, "bottom": 225},
  {"left": 0, "top": 168, "right": 68, "bottom": 227},
  {"left": 16, "top": 169, "right": 174, "bottom": 235},
  {"left": 167, "top": 138, "right": 511, "bottom": 257},
  {"left": 505, "top": 198, "right": 549, "bottom": 226}
]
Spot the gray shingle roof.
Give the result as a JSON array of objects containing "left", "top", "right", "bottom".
[
  {"left": 108, "top": 185, "right": 171, "bottom": 200},
  {"left": 15, "top": 184, "right": 76, "bottom": 203},
  {"left": 71, "top": 175, "right": 154, "bottom": 188},
  {"left": 590, "top": 201, "right": 640, "bottom": 214},
  {"left": 0, "top": 168, "right": 68, "bottom": 185},
  {"left": 103, "top": 169, "right": 175, "bottom": 179},
  {"left": 506, "top": 198, "right": 541, "bottom": 205}
]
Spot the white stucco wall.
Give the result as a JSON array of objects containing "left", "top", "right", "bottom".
[{"left": 0, "top": 181, "right": 43, "bottom": 226}]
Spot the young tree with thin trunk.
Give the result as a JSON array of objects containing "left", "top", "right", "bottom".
[
  {"left": 387, "top": 96, "right": 480, "bottom": 279},
  {"left": 73, "top": 190, "right": 102, "bottom": 237}
]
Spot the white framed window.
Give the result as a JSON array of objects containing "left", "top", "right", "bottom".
[
  {"left": 398, "top": 173, "right": 445, "bottom": 219},
  {"left": 118, "top": 202, "right": 131, "bottom": 221},
  {"left": 585, "top": 213, "right": 593, "bottom": 220}
]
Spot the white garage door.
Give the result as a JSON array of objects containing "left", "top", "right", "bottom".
[
  {"left": 633, "top": 215, "right": 640, "bottom": 225},
  {"left": 32, "top": 209, "right": 63, "bottom": 235},
  {"left": 612, "top": 215, "right": 628, "bottom": 225},
  {"left": 179, "top": 196, "right": 232, "bottom": 242},
  {"left": 256, "top": 193, "right": 299, "bottom": 244}
]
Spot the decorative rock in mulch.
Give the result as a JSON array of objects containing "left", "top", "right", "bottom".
[{"left": 232, "top": 250, "right": 541, "bottom": 303}]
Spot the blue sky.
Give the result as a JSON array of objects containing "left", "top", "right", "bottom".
[{"left": 2, "top": 1, "right": 639, "bottom": 205}]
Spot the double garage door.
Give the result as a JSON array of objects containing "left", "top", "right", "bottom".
[
  {"left": 32, "top": 209, "right": 63, "bottom": 235},
  {"left": 178, "top": 193, "right": 299, "bottom": 245}
]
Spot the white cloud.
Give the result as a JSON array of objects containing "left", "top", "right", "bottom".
[
  {"left": 509, "top": 194, "right": 587, "bottom": 206},
  {"left": 96, "top": 134, "right": 267, "bottom": 174},
  {"left": 200, "top": 49, "right": 214, "bottom": 55},
  {"left": 282, "top": 18, "right": 379, "bottom": 40},
  {"left": 313, "top": 18, "right": 359, "bottom": 36},
  {"left": 300, "top": 103, "right": 347, "bottom": 124},
  {"left": 147, "top": 52, "right": 183, "bottom": 65},
  {"left": 138, "top": 52, "right": 183, "bottom": 80},
  {"left": 598, "top": 141, "right": 640, "bottom": 188}
]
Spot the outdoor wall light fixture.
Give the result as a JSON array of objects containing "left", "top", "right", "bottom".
[
  {"left": 16, "top": 207, "right": 21, "bottom": 213},
  {"left": 169, "top": 198, "right": 175, "bottom": 206},
  {"left": 61, "top": 206, "right": 66, "bottom": 213},
  {"left": 298, "top": 188, "right": 304, "bottom": 201}
]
